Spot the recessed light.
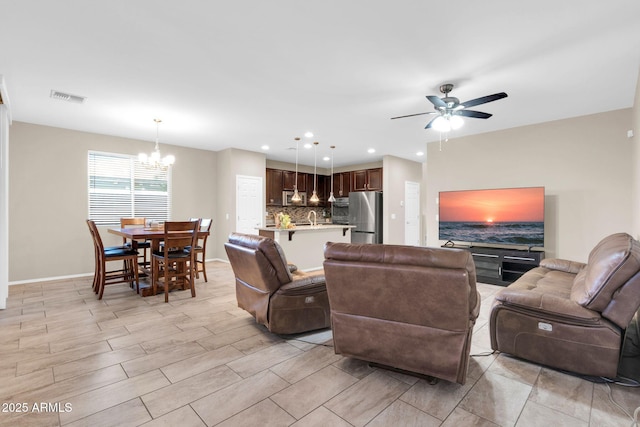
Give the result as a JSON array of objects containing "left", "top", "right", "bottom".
[
  {"left": 322, "top": 156, "right": 330, "bottom": 161},
  {"left": 261, "top": 145, "right": 269, "bottom": 150},
  {"left": 416, "top": 151, "right": 424, "bottom": 156},
  {"left": 304, "top": 143, "right": 312, "bottom": 149},
  {"left": 304, "top": 131, "right": 314, "bottom": 138},
  {"left": 367, "top": 148, "right": 376, "bottom": 154}
]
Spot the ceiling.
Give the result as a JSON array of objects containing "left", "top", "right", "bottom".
[{"left": 1, "top": 1, "right": 639, "bottom": 167}]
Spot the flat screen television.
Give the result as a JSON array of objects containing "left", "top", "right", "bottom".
[{"left": 439, "top": 186, "right": 545, "bottom": 248}]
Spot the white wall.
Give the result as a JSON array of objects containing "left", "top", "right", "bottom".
[{"left": 426, "top": 109, "right": 634, "bottom": 262}]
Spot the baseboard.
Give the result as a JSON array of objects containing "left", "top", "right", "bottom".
[{"left": 9, "top": 258, "right": 231, "bottom": 286}]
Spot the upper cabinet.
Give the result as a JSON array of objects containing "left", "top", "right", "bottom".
[
  {"left": 266, "top": 169, "right": 283, "bottom": 206},
  {"left": 333, "top": 172, "right": 352, "bottom": 197},
  {"left": 268, "top": 166, "right": 382, "bottom": 207},
  {"left": 307, "top": 174, "right": 330, "bottom": 206},
  {"left": 351, "top": 168, "right": 382, "bottom": 191},
  {"left": 282, "top": 171, "right": 307, "bottom": 192}
]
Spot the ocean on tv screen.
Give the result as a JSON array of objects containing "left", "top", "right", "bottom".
[{"left": 439, "top": 221, "right": 544, "bottom": 246}]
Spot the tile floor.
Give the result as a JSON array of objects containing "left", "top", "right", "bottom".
[{"left": 0, "top": 261, "right": 638, "bottom": 426}]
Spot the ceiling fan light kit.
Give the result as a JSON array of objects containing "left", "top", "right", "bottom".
[{"left": 391, "top": 83, "right": 508, "bottom": 132}]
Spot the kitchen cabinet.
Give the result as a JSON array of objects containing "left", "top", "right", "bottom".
[
  {"left": 307, "top": 174, "right": 329, "bottom": 206},
  {"left": 333, "top": 172, "right": 352, "bottom": 197},
  {"left": 282, "top": 171, "right": 307, "bottom": 192},
  {"left": 266, "top": 169, "right": 283, "bottom": 206},
  {"left": 352, "top": 168, "right": 382, "bottom": 191}
]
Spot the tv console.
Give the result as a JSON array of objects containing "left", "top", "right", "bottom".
[{"left": 443, "top": 245, "right": 544, "bottom": 286}]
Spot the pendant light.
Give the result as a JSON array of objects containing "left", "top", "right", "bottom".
[
  {"left": 328, "top": 145, "right": 336, "bottom": 203},
  {"left": 309, "top": 141, "right": 320, "bottom": 203},
  {"left": 291, "top": 137, "right": 302, "bottom": 202}
]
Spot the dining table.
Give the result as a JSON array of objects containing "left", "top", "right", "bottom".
[{"left": 108, "top": 226, "right": 210, "bottom": 297}]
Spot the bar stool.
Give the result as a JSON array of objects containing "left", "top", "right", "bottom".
[
  {"left": 189, "top": 218, "right": 212, "bottom": 282},
  {"left": 151, "top": 219, "right": 200, "bottom": 303},
  {"left": 120, "top": 217, "right": 151, "bottom": 272},
  {"left": 87, "top": 220, "right": 139, "bottom": 299}
]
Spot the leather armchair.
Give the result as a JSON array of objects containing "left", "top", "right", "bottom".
[
  {"left": 323, "top": 242, "right": 481, "bottom": 385},
  {"left": 224, "top": 232, "right": 330, "bottom": 334},
  {"left": 490, "top": 232, "right": 640, "bottom": 378}
]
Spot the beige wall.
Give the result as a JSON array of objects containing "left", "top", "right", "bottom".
[
  {"left": 9, "top": 122, "right": 217, "bottom": 282},
  {"left": 382, "top": 155, "right": 423, "bottom": 245},
  {"left": 426, "top": 109, "right": 634, "bottom": 262},
  {"left": 8, "top": 88, "right": 639, "bottom": 281},
  {"left": 214, "top": 148, "right": 266, "bottom": 261}
]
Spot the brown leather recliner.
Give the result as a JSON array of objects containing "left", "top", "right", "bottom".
[
  {"left": 224, "top": 232, "right": 330, "bottom": 334},
  {"left": 323, "top": 242, "right": 481, "bottom": 385},
  {"left": 490, "top": 232, "right": 640, "bottom": 378}
]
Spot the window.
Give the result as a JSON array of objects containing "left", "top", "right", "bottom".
[{"left": 88, "top": 151, "right": 171, "bottom": 226}]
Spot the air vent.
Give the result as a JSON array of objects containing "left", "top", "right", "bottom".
[{"left": 50, "top": 90, "right": 86, "bottom": 104}]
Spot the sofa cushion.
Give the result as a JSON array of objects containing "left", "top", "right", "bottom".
[{"left": 571, "top": 233, "right": 640, "bottom": 311}]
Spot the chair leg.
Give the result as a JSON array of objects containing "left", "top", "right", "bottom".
[
  {"left": 164, "top": 261, "right": 170, "bottom": 303},
  {"left": 201, "top": 257, "right": 208, "bottom": 283},
  {"left": 97, "top": 259, "right": 106, "bottom": 300}
]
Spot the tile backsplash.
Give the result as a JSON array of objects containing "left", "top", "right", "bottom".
[{"left": 266, "top": 206, "right": 332, "bottom": 225}]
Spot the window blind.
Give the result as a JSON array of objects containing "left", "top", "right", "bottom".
[{"left": 88, "top": 151, "right": 171, "bottom": 226}]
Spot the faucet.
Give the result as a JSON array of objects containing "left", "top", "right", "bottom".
[{"left": 307, "top": 210, "right": 317, "bottom": 226}]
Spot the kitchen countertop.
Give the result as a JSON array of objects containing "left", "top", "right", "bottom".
[{"left": 257, "top": 224, "right": 354, "bottom": 232}]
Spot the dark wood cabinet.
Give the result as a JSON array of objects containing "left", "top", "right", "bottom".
[
  {"left": 266, "top": 168, "right": 283, "bottom": 206},
  {"left": 351, "top": 168, "right": 382, "bottom": 191},
  {"left": 282, "top": 171, "right": 306, "bottom": 192},
  {"left": 333, "top": 172, "right": 351, "bottom": 197},
  {"left": 366, "top": 168, "right": 382, "bottom": 191},
  {"left": 307, "top": 174, "right": 329, "bottom": 206}
]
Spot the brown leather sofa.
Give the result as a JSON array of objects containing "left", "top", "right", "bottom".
[
  {"left": 224, "top": 232, "right": 330, "bottom": 334},
  {"left": 323, "top": 242, "right": 481, "bottom": 385},
  {"left": 490, "top": 232, "right": 640, "bottom": 378}
]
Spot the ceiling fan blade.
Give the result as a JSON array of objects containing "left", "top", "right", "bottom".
[
  {"left": 456, "top": 110, "right": 492, "bottom": 119},
  {"left": 390, "top": 112, "right": 435, "bottom": 120},
  {"left": 425, "top": 116, "right": 439, "bottom": 129},
  {"left": 460, "top": 92, "right": 508, "bottom": 108},
  {"left": 426, "top": 95, "right": 447, "bottom": 109}
]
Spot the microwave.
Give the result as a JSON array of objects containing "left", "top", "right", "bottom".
[{"left": 282, "top": 191, "right": 307, "bottom": 206}]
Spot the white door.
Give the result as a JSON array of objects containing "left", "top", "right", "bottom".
[
  {"left": 405, "top": 181, "right": 421, "bottom": 246},
  {"left": 236, "top": 175, "right": 263, "bottom": 234}
]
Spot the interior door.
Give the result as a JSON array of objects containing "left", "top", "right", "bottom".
[
  {"left": 236, "top": 175, "right": 263, "bottom": 235},
  {"left": 405, "top": 181, "right": 421, "bottom": 246}
]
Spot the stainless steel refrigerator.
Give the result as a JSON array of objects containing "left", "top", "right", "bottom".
[{"left": 349, "top": 191, "right": 383, "bottom": 244}]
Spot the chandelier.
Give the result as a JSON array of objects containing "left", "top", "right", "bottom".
[{"left": 138, "top": 119, "right": 175, "bottom": 170}]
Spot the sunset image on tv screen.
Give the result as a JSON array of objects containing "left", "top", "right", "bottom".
[{"left": 439, "top": 187, "right": 544, "bottom": 246}]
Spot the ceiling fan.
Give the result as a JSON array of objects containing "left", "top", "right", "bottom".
[{"left": 391, "top": 84, "right": 508, "bottom": 131}]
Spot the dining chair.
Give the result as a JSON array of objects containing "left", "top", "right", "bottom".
[
  {"left": 189, "top": 217, "right": 212, "bottom": 282},
  {"left": 120, "top": 217, "right": 151, "bottom": 270},
  {"left": 151, "top": 219, "right": 200, "bottom": 303},
  {"left": 87, "top": 220, "right": 139, "bottom": 299}
]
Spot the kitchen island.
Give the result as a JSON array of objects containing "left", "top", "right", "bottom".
[{"left": 257, "top": 224, "right": 354, "bottom": 271}]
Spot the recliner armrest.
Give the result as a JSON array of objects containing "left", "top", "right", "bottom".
[
  {"left": 495, "top": 288, "right": 601, "bottom": 324},
  {"left": 540, "top": 258, "right": 586, "bottom": 274}
]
